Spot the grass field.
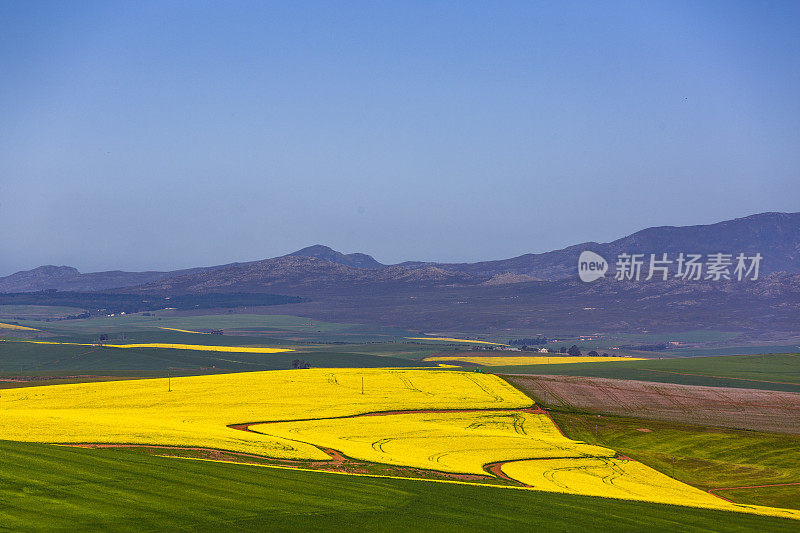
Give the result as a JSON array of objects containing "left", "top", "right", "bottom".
[
  {"left": 0, "top": 340, "right": 433, "bottom": 375},
  {"left": 670, "top": 345, "right": 800, "bottom": 357},
  {"left": 549, "top": 411, "right": 800, "bottom": 511},
  {"left": 11, "top": 313, "right": 355, "bottom": 335},
  {"left": 4, "top": 440, "right": 799, "bottom": 532},
  {"left": 492, "top": 354, "right": 800, "bottom": 392},
  {"left": 0, "top": 305, "right": 87, "bottom": 320},
  {"left": 1, "top": 312, "right": 440, "bottom": 351}
]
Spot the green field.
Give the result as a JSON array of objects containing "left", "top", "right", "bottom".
[
  {"left": 7, "top": 312, "right": 429, "bottom": 345},
  {"left": 470, "top": 330, "right": 798, "bottom": 360},
  {"left": 14, "top": 313, "right": 354, "bottom": 335},
  {"left": 0, "top": 311, "right": 453, "bottom": 377},
  {"left": 0, "top": 305, "right": 88, "bottom": 320},
  {"left": 439, "top": 329, "right": 742, "bottom": 348},
  {"left": 670, "top": 345, "right": 800, "bottom": 357},
  {"left": 1, "top": 440, "right": 797, "bottom": 532},
  {"left": 492, "top": 354, "right": 800, "bottom": 392},
  {"left": 0, "top": 313, "right": 443, "bottom": 377},
  {"left": 549, "top": 411, "right": 800, "bottom": 510},
  {"left": 3, "top": 314, "right": 800, "bottom": 529},
  {"left": 0, "top": 341, "right": 433, "bottom": 377}
]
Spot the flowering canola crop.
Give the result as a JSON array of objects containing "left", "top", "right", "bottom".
[
  {"left": 2, "top": 339, "right": 292, "bottom": 353},
  {"left": 0, "top": 368, "right": 529, "bottom": 459},
  {"left": 423, "top": 356, "right": 645, "bottom": 366},
  {"left": 501, "top": 457, "right": 800, "bottom": 520},
  {"left": 1, "top": 367, "right": 797, "bottom": 520},
  {"left": 250, "top": 411, "right": 615, "bottom": 475},
  {"left": 405, "top": 337, "right": 508, "bottom": 346},
  {"left": 158, "top": 327, "right": 209, "bottom": 334},
  {"left": 0, "top": 322, "right": 38, "bottom": 331}
]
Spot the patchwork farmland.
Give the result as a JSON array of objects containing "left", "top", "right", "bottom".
[
  {"left": 1, "top": 361, "right": 799, "bottom": 523},
  {"left": 1, "top": 313, "right": 799, "bottom": 530}
]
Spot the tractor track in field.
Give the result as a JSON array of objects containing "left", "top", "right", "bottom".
[
  {"left": 57, "top": 404, "right": 549, "bottom": 486},
  {"left": 226, "top": 405, "right": 544, "bottom": 429},
  {"left": 60, "top": 442, "right": 498, "bottom": 482},
  {"left": 483, "top": 460, "right": 529, "bottom": 486},
  {"left": 61, "top": 405, "right": 616, "bottom": 489},
  {"left": 229, "top": 404, "right": 584, "bottom": 488},
  {"left": 57, "top": 405, "right": 746, "bottom": 502},
  {"left": 228, "top": 405, "right": 546, "bottom": 474}
]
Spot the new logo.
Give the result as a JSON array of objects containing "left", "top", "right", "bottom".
[{"left": 578, "top": 251, "right": 608, "bottom": 282}]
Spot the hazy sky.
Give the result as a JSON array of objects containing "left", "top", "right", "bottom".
[{"left": 1, "top": 1, "right": 798, "bottom": 275}]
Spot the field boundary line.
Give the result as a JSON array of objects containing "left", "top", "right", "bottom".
[
  {"left": 156, "top": 453, "right": 532, "bottom": 491},
  {"left": 227, "top": 405, "right": 541, "bottom": 428},
  {"left": 709, "top": 482, "right": 800, "bottom": 491},
  {"left": 635, "top": 368, "right": 800, "bottom": 387},
  {"left": 154, "top": 454, "right": 800, "bottom": 521}
]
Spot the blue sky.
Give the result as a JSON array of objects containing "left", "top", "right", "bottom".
[{"left": 1, "top": 1, "right": 798, "bottom": 275}]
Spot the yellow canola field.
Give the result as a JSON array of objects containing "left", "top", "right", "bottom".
[
  {"left": 406, "top": 337, "right": 508, "bottom": 346},
  {"left": 0, "top": 368, "right": 530, "bottom": 459},
  {"left": 501, "top": 457, "right": 800, "bottom": 521},
  {"left": 2, "top": 366, "right": 798, "bottom": 520},
  {"left": 0, "top": 322, "right": 38, "bottom": 331},
  {"left": 3, "top": 339, "right": 292, "bottom": 354},
  {"left": 158, "top": 327, "right": 209, "bottom": 334},
  {"left": 250, "top": 411, "right": 615, "bottom": 475},
  {"left": 424, "top": 356, "right": 645, "bottom": 366}
]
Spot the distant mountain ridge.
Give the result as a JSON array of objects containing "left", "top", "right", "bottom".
[
  {"left": 2, "top": 211, "right": 798, "bottom": 293},
  {"left": 286, "top": 245, "right": 384, "bottom": 269},
  {"left": 406, "top": 211, "right": 800, "bottom": 280},
  {"left": 0, "top": 264, "right": 230, "bottom": 293}
]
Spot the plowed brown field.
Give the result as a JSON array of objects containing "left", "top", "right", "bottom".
[{"left": 504, "top": 374, "right": 800, "bottom": 434}]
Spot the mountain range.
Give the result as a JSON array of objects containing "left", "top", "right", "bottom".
[
  {"left": 2, "top": 212, "right": 798, "bottom": 294},
  {"left": 2, "top": 212, "right": 798, "bottom": 334}
]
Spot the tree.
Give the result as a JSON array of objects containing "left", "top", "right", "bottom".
[
  {"left": 559, "top": 346, "right": 567, "bottom": 353},
  {"left": 568, "top": 345, "right": 582, "bottom": 357},
  {"left": 587, "top": 350, "right": 599, "bottom": 357},
  {"left": 601, "top": 352, "right": 610, "bottom": 357}
]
